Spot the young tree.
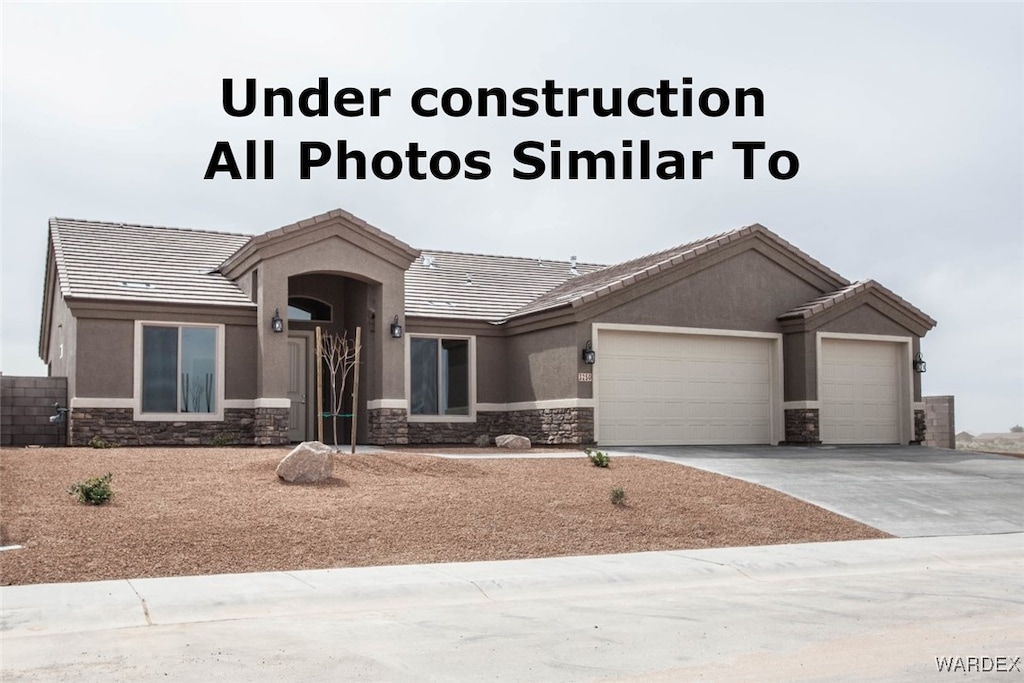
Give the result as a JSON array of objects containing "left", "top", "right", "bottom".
[{"left": 319, "top": 331, "right": 360, "bottom": 446}]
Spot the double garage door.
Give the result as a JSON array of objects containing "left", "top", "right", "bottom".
[
  {"left": 597, "top": 330, "right": 905, "bottom": 446},
  {"left": 597, "top": 331, "right": 774, "bottom": 446}
]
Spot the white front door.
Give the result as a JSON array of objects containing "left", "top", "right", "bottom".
[{"left": 287, "top": 336, "right": 308, "bottom": 442}]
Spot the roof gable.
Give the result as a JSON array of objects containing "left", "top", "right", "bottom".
[
  {"left": 778, "top": 279, "right": 936, "bottom": 335},
  {"left": 502, "top": 223, "right": 849, "bottom": 322},
  {"left": 217, "top": 208, "right": 420, "bottom": 277}
]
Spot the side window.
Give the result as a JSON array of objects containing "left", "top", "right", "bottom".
[{"left": 410, "top": 337, "right": 471, "bottom": 417}]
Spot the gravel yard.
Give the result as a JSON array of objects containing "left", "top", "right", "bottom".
[{"left": 0, "top": 446, "right": 890, "bottom": 586}]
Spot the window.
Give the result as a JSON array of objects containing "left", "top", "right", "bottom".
[
  {"left": 139, "top": 324, "right": 220, "bottom": 416},
  {"left": 410, "top": 337, "right": 471, "bottom": 417},
  {"left": 287, "top": 296, "right": 331, "bottom": 322}
]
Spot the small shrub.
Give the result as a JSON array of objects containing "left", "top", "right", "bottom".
[
  {"left": 610, "top": 487, "right": 627, "bottom": 506},
  {"left": 67, "top": 473, "right": 114, "bottom": 505},
  {"left": 584, "top": 447, "right": 610, "bottom": 468},
  {"left": 87, "top": 435, "right": 116, "bottom": 449},
  {"left": 211, "top": 433, "right": 238, "bottom": 447}
]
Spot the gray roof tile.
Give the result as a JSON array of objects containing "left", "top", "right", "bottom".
[
  {"left": 49, "top": 218, "right": 253, "bottom": 307},
  {"left": 405, "top": 251, "right": 605, "bottom": 321}
]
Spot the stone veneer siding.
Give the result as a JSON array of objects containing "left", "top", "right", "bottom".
[
  {"left": 367, "top": 408, "right": 410, "bottom": 445},
  {"left": 70, "top": 407, "right": 260, "bottom": 446},
  {"left": 254, "top": 407, "right": 290, "bottom": 446},
  {"left": 406, "top": 408, "right": 594, "bottom": 445},
  {"left": 783, "top": 408, "right": 821, "bottom": 444},
  {"left": 913, "top": 408, "right": 927, "bottom": 445}
]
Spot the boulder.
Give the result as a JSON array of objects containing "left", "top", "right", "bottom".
[
  {"left": 276, "top": 441, "right": 335, "bottom": 483},
  {"left": 473, "top": 434, "right": 492, "bottom": 447},
  {"left": 495, "top": 434, "right": 531, "bottom": 450}
]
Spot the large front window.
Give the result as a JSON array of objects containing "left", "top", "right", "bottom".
[
  {"left": 141, "top": 325, "right": 218, "bottom": 414},
  {"left": 410, "top": 337, "right": 470, "bottom": 416}
]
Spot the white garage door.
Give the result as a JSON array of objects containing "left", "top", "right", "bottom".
[
  {"left": 820, "top": 338, "right": 902, "bottom": 444},
  {"left": 597, "top": 331, "right": 773, "bottom": 446}
]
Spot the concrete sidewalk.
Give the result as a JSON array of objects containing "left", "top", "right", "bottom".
[{"left": 4, "top": 533, "right": 1023, "bottom": 681}]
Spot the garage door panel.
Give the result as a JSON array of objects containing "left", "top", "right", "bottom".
[
  {"left": 598, "top": 331, "right": 773, "bottom": 446},
  {"left": 821, "top": 339, "right": 902, "bottom": 444}
]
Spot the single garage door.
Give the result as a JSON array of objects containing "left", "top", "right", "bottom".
[
  {"left": 820, "top": 338, "right": 902, "bottom": 444},
  {"left": 597, "top": 330, "right": 773, "bottom": 446}
]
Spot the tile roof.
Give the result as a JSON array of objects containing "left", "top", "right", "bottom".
[
  {"left": 501, "top": 223, "right": 849, "bottom": 321},
  {"left": 777, "top": 279, "right": 937, "bottom": 328},
  {"left": 49, "top": 218, "right": 254, "bottom": 307},
  {"left": 405, "top": 251, "right": 605, "bottom": 321}
]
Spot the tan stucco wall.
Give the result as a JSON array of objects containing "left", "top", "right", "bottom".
[
  {"left": 224, "top": 324, "right": 257, "bottom": 400},
  {"left": 591, "top": 249, "right": 825, "bottom": 333},
  {"left": 45, "top": 290, "right": 78, "bottom": 400},
  {"left": 254, "top": 237, "right": 407, "bottom": 402},
  {"left": 77, "top": 319, "right": 133, "bottom": 398},
  {"left": 72, "top": 318, "right": 257, "bottom": 401},
  {"left": 505, "top": 325, "right": 577, "bottom": 403},
  {"left": 816, "top": 303, "right": 918, "bottom": 337}
]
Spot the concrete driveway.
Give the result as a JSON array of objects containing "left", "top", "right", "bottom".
[{"left": 610, "top": 445, "right": 1024, "bottom": 537}]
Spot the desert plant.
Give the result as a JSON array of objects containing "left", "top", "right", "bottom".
[
  {"left": 67, "top": 473, "right": 114, "bottom": 505},
  {"left": 610, "top": 486, "right": 627, "bottom": 506},
  {"left": 210, "top": 432, "right": 238, "bottom": 447},
  {"left": 584, "top": 447, "right": 610, "bottom": 468},
  {"left": 87, "top": 435, "right": 116, "bottom": 449}
]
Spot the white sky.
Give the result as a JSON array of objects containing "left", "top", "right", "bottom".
[{"left": 2, "top": 2, "right": 1021, "bottom": 433}]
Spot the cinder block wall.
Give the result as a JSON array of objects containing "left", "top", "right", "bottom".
[
  {"left": 1, "top": 374, "right": 69, "bottom": 447},
  {"left": 923, "top": 395, "right": 955, "bottom": 449}
]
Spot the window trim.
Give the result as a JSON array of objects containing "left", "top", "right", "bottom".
[
  {"left": 405, "top": 333, "right": 476, "bottom": 423},
  {"left": 133, "top": 321, "right": 226, "bottom": 422}
]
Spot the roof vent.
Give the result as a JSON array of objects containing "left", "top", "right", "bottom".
[
  {"left": 570, "top": 255, "right": 578, "bottom": 276},
  {"left": 466, "top": 274, "right": 473, "bottom": 284},
  {"left": 120, "top": 280, "right": 154, "bottom": 289},
  {"left": 423, "top": 255, "right": 436, "bottom": 269}
]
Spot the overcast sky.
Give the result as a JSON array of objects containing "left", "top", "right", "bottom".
[{"left": 2, "top": 2, "right": 1021, "bottom": 433}]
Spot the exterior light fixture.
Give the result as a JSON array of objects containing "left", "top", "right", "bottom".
[
  {"left": 582, "top": 340, "right": 596, "bottom": 365},
  {"left": 271, "top": 308, "right": 284, "bottom": 333},
  {"left": 913, "top": 352, "right": 927, "bottom": 373},
  {"left": 390, "top": 315, "right": 403, "bottom": 339}
]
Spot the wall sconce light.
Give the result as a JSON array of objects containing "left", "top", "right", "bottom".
[
  {"left": 390, "top": 315, "right": 403, "bottom": 339},
  {"left": 913, "top": 352, "right": 926, "bottom": 373},
  {"left": 582, "top": 340, "right": 596, "bottom": 365},
  {"left": 271, "top": 308, "right": 284, "bottom": 333}
]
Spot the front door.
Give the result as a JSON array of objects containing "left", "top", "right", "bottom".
[{"left": 287, "top": 336, "right": 308, "bottom": 442}]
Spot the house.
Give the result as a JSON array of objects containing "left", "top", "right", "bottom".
[{"left": 39, "top": 209, "right": 936, "bottom": 447}]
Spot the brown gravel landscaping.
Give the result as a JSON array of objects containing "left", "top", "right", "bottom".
[{"left": 0, "top": 446, "right": 890, "bottom": 586}]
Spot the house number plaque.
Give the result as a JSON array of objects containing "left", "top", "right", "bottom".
[{"left": 577, "top": 372, "right": 593, "bottom": 383}]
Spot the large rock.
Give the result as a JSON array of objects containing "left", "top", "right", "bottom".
[
  {"left": 495, "top": 434, "right": 531, "bottom": 450},
  {"left": 276, "top": 441, "right": 335, "bottom": 483}
]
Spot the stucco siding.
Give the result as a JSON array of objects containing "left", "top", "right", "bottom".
[
  {"left": 816, "top": 303, "right": 918, "bottom": 337},
  {"left": 45, "top": 290, "right": 78, "bottom": 400},
  {"left": 505, "top": 326, "right": 577, "bottom": 403},
  {"left": 593, "top": 249, "right": 824, "bottom": 333},
  {"left": 76, "top": 319, "right": 133, "bottom": 398},
  {"left": 783, "top": 331, "right": 817, "bottom": 402},
  {"left": 225, "top": 324, "right": 257, "bottom": 400}
]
